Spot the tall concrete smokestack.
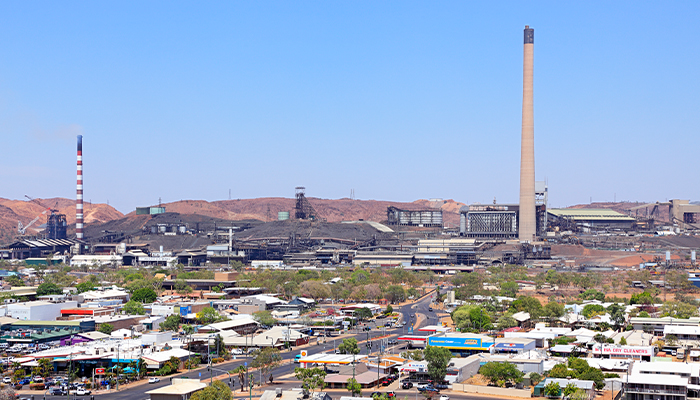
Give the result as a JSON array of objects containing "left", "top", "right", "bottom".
[
  {"left": 76, "top": 135, "right": 84, "bottom": 240},
  {"left": 518, "top": 25, "right": 536, "bottom": 242}
]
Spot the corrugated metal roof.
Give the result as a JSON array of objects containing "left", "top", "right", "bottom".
[{"left": 548, "top": 208, "right": 635, "bottom": 221}]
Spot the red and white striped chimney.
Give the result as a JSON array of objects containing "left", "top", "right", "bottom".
[{"left": 76, "top": 135, "right": 84, "bottom": 240}]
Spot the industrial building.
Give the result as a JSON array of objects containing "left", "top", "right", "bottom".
[
  {"left": 547, "top": 209, "right": 636, "bottom": 231},
  {"left": 5, "top": 238, "right": 78, "bottom": 259},
  {"left": 460, "top": 203, "right": 546, "bottom": 239},
  {"left": 386, "top": 206, "right": 443, "bottom": 228}
]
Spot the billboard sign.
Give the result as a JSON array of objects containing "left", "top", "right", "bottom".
[
  {"left": 95, "top": 368, "right": 106, "bottom": 375},
  {"left": 428, "top": 336, "right": 494, "bottom": 349},
  {"left": 593, "top": 344, "right": 653, "bottom": 357}
]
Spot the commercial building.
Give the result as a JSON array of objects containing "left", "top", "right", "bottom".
[
  {"left": 590, "top": 344, "right": 654, "bottom": 361},
  {"left": 5, "top": 300, "right": 78, "bottom": 321},
  {"left": 426, "top": 333, "right": 495, "bottom": 355},
  {"left": 146, "top": 378, "right": 206, "bottom": 400},
  {"left": 629, "top": 317, "right": 700, "bottom": 336}
]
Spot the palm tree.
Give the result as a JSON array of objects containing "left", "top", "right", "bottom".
[{"left": 231, "top": 365, "right": 246, "bottom": 392}]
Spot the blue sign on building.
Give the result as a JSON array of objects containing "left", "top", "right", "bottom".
[{"left": 427, "top": 336, "right": 494, "bottom": 350}]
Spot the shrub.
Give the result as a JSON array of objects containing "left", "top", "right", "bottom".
[
  {"left": 29, "top": 383, "right": 45, "bottom": 390},
  {"left": 211, "top": 357, "right": 224, "bottom": 364}
]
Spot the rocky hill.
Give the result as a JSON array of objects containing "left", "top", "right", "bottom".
[
  {"left": 130, "top": 198, "right": 465, "bottom": 227},
  {"left": 0, "top": 197, "right": 123, "bottom": 245}
]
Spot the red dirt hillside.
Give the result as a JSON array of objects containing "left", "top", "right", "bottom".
[
  {"left": 128, "top": 198, "right": 465, "bottom": 227},
  {"left": 0, "top": 197, "right": 123, "bottom": 243}
]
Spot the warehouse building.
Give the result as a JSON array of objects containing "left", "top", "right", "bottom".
[{"left": 547, "top": 209, "right": 635, "bottom": 231}]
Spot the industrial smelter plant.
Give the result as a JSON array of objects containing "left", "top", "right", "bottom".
[{"left": 3, "top": 26, "right": 700, "bottom": 269}]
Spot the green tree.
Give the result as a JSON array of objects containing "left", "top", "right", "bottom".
[
  {"left": 513, "top": 296, "right": 542, "bottom": 320},
  {"left": 581, "top": 304, "right": 606, "bottom": 319},
  {"left": 338, "top": 338, "right": 360, "bottom": 355},
  {"left": 197, "top": 307, "right": 224, "bottom": 324},
  {"left": 607, "top": 303, "right": 626, "bottom": 329},
  {"left": 132, "top": 287, "right": 157, "bottom": 303},
  {"left": 500, "top": 281, "right": 519, "bottom": 297},
  {"left": 548, "top": 363, "right": 570, "bottom": 379},
  {"left": 189, "top": 380, "right": 231, "bottom": 400},
  {"left": 122, "top": 300, "right": 145, "bottom": 315},
  {"left": 294, "top": 367, "right": 327, "bottom": 394},
  {"left": 529, "top": 372, "right": 543, "bottom": 386},
  {"left": 424, "top": 345, "right": 452, "bottom": 383},
  {"left": 160, "top": 314, "right": 181, "bottom": 332},
  {"left": 346, "top": 378, "right": 362, "bottom": 396},
  {"left": 384, "top": 285, "right": 406, "bottom": 303},
  {"left": 174, "top": 279, "right": 192, "bottom": 294},
  {"left": 75, "top": 282, "right": 95, "bottom": 294},
  {"left": 4, "top": 275, "right": 24, "bottom": 287},
  {"left": 37, "top": 358, "right": 52, "bottom": 377},
  {"left": 253, "top": 310, "right": 277, "bottom": 327},
  {"left": 544, "top": 381, "right": 561, "bottom": 398},
  {"left": 385, "top": 304, "right": 393, "bottom": 315},
  {"left": 250, "top": 347, "right": 282, "bottom": 384},
  {"left": 479, "top": 362, "right": 524, "bottom": 387},
  {"left": 563, "top": 383, "right": 578, "bottom": 398},
  {"left": 353, "top": 307, "right": 373, "bottom": 322},
  {"left": 98, "top": 323, "right": 114, "bottom": 334},
  {"left": 619, "top": 336, "right": 627, "bottom": 345},
  {"left": 496, "top": 314, "right": 518, "bottom": 331},
  {"left": 543, "top": 302, "right": 566, "bottom": 323},
  {"left": 230, "top": 365, "right": 246, "bottom": 392},
  {"left": 36, "top": 282, "right": 62, "bottom": 296}
]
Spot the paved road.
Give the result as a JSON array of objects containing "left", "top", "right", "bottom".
[{"left": 41, "top": 291, "right": 444, "bottom": 400}]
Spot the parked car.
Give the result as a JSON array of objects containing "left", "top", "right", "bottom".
[
  {"left": 418, "top": 384, "right": 439, "bottom": 393},
  {"left": 76, "top": 388, "right": 91, "bottom": 396},
  {"left": 402, "top": 382, "right": 413, "bottom": 389},
  {"left": 32, "top": 376, "right": 43, "bottom": 383},
  {"left": 388, "top": 339, "right": 399, "bottom": 345},
  {"left": 18, "top": 379, "right": 30, "bottom": 385},
  {"left": 231, "top": 348, "right": 243, "bottom": 355},
  {"left": 149, "top": 377, "right": 160, "bottom": 384},
  {"left": 2, "top": 377, "right": 11, "bottom": 384},
  {"left": 49, "top": 388, "right": 67, "bottom": 396},
  {"left": 386, "top": 392, "right": 396, "bottom": 398},
  {"left": 439, "top": 396, "right": 450, "bottom": 400}
]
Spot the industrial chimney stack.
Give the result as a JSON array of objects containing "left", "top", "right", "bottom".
[
  {"left": 76, "top": 135, "right": 84, "bottom": 240},
  {"left": 518, "top": 25, "right": 536, "bottom": 242}
]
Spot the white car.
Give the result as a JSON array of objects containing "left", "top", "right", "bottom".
[
  {"left": 231, "top": 349, "right": 243, "bottom": 355},
  {"left": 149, "top": 377, "right": 160, "bottom": 384},
  {"left": 2, "top": 377, "right": 11, "bottom": 384},
  {"left": 439, "top": 396, "right": 449, "bottom": 400},
  {"left": 76, "top": 388, "right": 91, "bottom": 396}
]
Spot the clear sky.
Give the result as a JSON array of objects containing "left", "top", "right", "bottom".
[{"left": 0, "top": 1, "right": 698, "bottom": 213}]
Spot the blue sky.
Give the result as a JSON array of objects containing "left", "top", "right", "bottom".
[{"left": 0, "top": 1, "right": 698, "bottom": 213}]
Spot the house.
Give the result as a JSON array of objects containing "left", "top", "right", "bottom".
[
  {"left": 534, "top": 378, "right": 595, "bottom": 400},
  {"left": 197, "top": 317, "right": 259, "bottom": 335},
  {"left": 145, "top": 378, "right": 206, "bottom": 400}
]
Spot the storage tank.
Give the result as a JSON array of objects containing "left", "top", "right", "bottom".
[{"left": 278, "top": 211, "right": 290, "bottom": 221}]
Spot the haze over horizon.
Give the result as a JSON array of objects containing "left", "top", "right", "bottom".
[{"left": 1, "top": 1, "right": 698, "bottom": 213}]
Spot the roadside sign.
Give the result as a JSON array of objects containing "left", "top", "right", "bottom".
[
  {"left": 245, "top": 362, "right": 247, "bottom": 366},
  {"left": 408, "top": 327, "right": 413, "bottom": 334},
  {"left": 199, "top": 372, "right": 201, "bottom": 377},
  {"left": 95, "top": 368, "right": 106, "bottom": 375}
]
